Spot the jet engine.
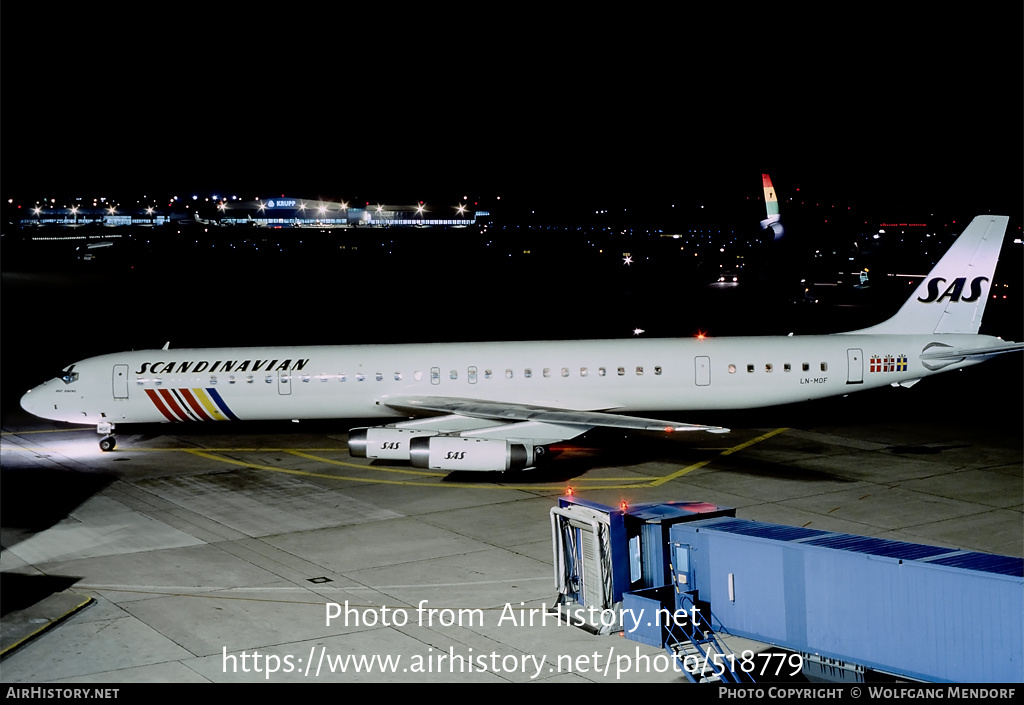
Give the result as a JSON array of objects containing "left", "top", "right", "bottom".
[
  {"left": 347, "top": 427, "right": 438, "bottom": 460},
  {"left": 760, "top": 216, "right": 785, "bottom": 241},
  {"left": 408, "top": 436, "right": 541, "bottom": 471}
]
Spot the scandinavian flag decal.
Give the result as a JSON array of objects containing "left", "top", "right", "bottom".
[{"left": 870, "top": 355, "right": 908, "bottom": 373}]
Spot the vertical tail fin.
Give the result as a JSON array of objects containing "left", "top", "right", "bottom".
[
  {"left": 848, "top": 215, "right": 1009, "bottom": 335},
  {"left": 760, "top": 173, "right": 784, "bottom": 240}
]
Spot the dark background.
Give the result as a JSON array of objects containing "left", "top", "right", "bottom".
[
  {"left": 2, "top": 8, "right": 1021, "bottom": 215},
  {"left": 2, "top": 6, "right": 1021, "bottom": 421}
]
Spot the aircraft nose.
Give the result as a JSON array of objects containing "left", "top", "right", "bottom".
[{"left": 20, "top": 385, "right": 51, "bottom": 419}]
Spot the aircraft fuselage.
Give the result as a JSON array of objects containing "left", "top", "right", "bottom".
[{"left": 20, "top": 333, "right": 998, "bottom": 429}]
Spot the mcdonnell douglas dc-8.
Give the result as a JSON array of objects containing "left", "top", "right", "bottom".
[{"left": 20, "top": 215, "right": 1023, "bottom": 471}]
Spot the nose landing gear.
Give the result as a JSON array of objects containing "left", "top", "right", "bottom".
[{"left": 98, "top": 421, "right": 116, "bottom": 452}]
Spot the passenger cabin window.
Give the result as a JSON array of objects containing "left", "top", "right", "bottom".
[
  {"left": 617, "top": 367, "right": 625, "bottom": 376},
  {"left": 802, "top": 363, "right": 810, "bottom": 372},
  {"left": 654, "top": 366, "right": 662, "bottom": 375},
  {"left": 468, "top": 367, "right": 478, "bottom": 384},
  {"left": 524, "top": 368, "right": 533, "bottom": 379},
  {"left": 820, "top": 362, "right": 828, "bottom": 372},
  {"left": 636, "top": 366, "right": 643, "bottom": 376},
  {"left": 431, "top": 368, "right": 440, "bottom": 385},
  {"left": 728, "top": 364, "right": 737, "bottom": 374}
]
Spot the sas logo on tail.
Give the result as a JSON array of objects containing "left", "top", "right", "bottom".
[{"left": 918, "top": 276, "right": 989, "bottom": 304}]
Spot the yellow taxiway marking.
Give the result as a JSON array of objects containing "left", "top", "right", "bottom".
[
  {"left": 1, "top": 427, "right": 96, "bottom": 435},
  {"left": 648, "top": 427, "right": 790, "bottom": 487},
  {"left": 2, "top": 428, "right": 789, "bottom": 490},
  {"left": 285, "top": 449, "right": 447, "bottom": 477}
]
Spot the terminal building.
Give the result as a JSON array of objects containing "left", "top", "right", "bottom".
[
  {"left": 219, "top": 197, "right": 481, "bottom": 228},
  {"left": 16, "top": 196, "right": 483, "bottom": 229}
]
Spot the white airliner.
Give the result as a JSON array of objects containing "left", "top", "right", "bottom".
[{"left": 20, "top": 215, "right": 1022, "bottom": 471}]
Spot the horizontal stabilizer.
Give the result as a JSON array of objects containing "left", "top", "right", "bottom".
[{"left": 920, "top": 341, "right": 1024, "bottom": 360}]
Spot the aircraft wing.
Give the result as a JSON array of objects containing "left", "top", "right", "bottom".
[{"left": 384, "top": 396, "right": 729, "bottom": 434}]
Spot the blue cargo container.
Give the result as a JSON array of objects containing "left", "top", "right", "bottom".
[{"left": 669, "top": 518, "right": 1023, "bottom": 683}]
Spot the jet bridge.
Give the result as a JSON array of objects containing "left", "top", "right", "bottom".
[
  {"left": 551, "top": 498, "right": 1023, "bottom": 683},
  {"left": 632, "top": 516, "right": 1023, "bottom": 683},
  {"left": 549, "top": 496, "right": 734, "bottom": 635}
]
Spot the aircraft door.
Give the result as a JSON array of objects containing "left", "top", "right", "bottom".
[
  {"left": 695, "top": 356, "right": 711, "bottom": 386},
  {"left": 278, "top": 370, "right": 292, "bottom": 395},
  {"left": 113, "top": 364, "right": 129, "bottom": 399},
  {"left": 847, "top": 348, "right": 863, "bottom": 384}
]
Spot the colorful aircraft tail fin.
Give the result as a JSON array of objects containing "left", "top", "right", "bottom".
[
  {"left": 846, "top": 215, "right": 1009, "bottom": 335},
  {"left": 760, "top": 173, "right": 784, "bottom": 240}
]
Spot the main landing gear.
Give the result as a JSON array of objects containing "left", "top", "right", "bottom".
[{"left": 98, "top": 421, "right": 116, "bottom": 452}]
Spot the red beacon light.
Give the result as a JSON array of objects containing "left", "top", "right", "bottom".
[{"left": 619, "top": 500, "right": 628, "bottom": 512}]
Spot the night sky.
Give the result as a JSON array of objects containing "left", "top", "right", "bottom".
[{"left": 2, "top": 9, "right": 1021, "bottom": 220}]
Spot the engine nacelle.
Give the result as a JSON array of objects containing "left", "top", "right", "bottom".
[
  {"left": 409, "top": 436, "right": 538, "bottom": 472},
  {"left": 760, "top": 216, "right": 785, "bottom": 241},
  {"left": 348, "top": 427, "right": 438, "bottom": 460}
]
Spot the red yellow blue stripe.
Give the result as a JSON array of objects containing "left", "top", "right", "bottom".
[{"left": 145, "top": 388, "right": 239, "bottom": 422}]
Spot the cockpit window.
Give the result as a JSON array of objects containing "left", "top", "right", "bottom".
[{"left": 60, "top": 366, "right": 78, "bottom": 385}]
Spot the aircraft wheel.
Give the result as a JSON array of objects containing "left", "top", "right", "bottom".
[{"left": 99, "top": 436, "right": 116, "bottom": 452}]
